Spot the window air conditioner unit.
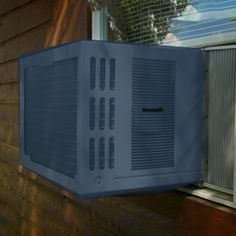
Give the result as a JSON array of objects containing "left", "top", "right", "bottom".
[{"left": 19, "top": 41, "right": 203, "bottom": 199}]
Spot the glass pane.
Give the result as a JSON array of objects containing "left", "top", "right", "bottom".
[{"left": 92, "top": 0, "right": 236, "bottom": 47}]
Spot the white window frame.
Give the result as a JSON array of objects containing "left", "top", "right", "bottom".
[{"left": 92, "top": 7, "right": 108, "bottom": 41}]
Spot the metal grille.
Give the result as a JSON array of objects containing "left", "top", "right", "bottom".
[
  {"left": 109, "top": 137, "right": 115, "bottom": 169},
  {"left": 90, "top": 57, "right": 96, "bottom": 90},
  {"left": 99, "top": 98, "right": 105, "bottom": 130},
  {"left": 88, "top": 56, "right": 116, "bottom": 171},
  {"left": 25, "top": 58, "right": 78, "bottom": 178},
  {"left": 131, "top": 58, "right": 175, "bottom": 170},
  {"left": 206, "top": 47, "right": 236, "bottom": 190},
  {"left": 89, "top": 138, "right": 96, "bottom": 171}
]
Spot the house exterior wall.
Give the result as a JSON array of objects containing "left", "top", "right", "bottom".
[{"left": 0, "top": 1, "right": 236, "bottom": 235}]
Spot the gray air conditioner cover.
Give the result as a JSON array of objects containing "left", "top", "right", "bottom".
[{"left": 19, "top": 40, "right": 203, "bottom": 199}]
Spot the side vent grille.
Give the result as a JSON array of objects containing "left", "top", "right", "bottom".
[
  {"left": 90, "top": 57, "right": 96, "bottom": 90},
  {"left": 89, "top": 97, "right": 96, "bottom": 130},
  {"left": 89, "top": 138, "right": 95, "bottom": 171},
  {"left": 131, "top": 58, "right": 175, "bottom": 170},
  {"left": 88, "top": 57, "right": 116, "bottom": 170},
  {"left": 99, "top": 98, "right": 105, "bottom": 130},
  {"left": 100, "top": 58, "right": 106, "bottom": 90},
  {"left": 110, "top": 58, "right": 116, "bottom": 90},
  {"left": 24, "top": 58, "right": 78, "bottom": 177},
  {"left": 109, "top": 137, "right": 115, "bottom": 169},
  {"left": 99, "top": 137, "right": 105, "bottom": 169},
  {"left": 109, "top": 98, "right": 115, "bottom": 130}
]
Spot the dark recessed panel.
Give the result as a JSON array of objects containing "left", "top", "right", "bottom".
[{"left": 24, "top": 58, "right": 78, "bottom": 177}]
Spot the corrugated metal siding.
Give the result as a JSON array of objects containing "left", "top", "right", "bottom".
[{"left": 206, "top": 48, "right": 236, "bottom": 190}]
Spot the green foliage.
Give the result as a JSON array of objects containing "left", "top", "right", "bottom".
[{"left": 90, "top": 0, "right": 188, "bottom": 43}]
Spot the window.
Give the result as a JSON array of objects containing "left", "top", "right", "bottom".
[
  {"left": 91, "top": 0, "right": 236, "bottom": 47},
  {"left": 90, "top": 0, "right": 236, "bottom": 207}
]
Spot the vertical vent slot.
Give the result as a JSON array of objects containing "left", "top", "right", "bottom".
[
  {"left": 90, "top": 57, "right": 96, "bottom": 90},
  {"left": 99, "top": 137, "right": 105, "bottom": 169},
  {"left": 109, "top": 137, "right": 115, "bottom": 169},
  {"left": 109, "top": 98, "right": 115, "bottom": 130},
  {"left": 89, "top": 138, "right": 95, "bottom": 171},
  {"left": 100, "top": 58, "right": 106, "bottom": 90},
  {"left": 89, "top": 97, "right": 96, "bottom": 130},
  {"left": 99, "top": 98, "right": 105, "bottom": 130},
  {"left": 110, "top": 58, "right": 116, "bottom": 90}
]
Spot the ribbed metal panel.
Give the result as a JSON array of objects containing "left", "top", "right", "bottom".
[
  {"left": 207, "top": 48, "right": 236, "bottom": 190},
  {"left": 131, "top": 58, "right": 175, "bottom": 170},
  {"left": 25, "top": 58, "right": 78, "bottom": 178}
]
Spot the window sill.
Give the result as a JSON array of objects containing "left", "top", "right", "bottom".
[{"left": 179, "top": 185, "right": 236, "bottom": 209}]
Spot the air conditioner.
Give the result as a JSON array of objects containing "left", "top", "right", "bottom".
[{"left": 19, "top": 40, "right": 203, "bottom": 199}]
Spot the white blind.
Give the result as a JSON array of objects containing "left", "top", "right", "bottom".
[
  {"left": 164, "top": 0, "right": 236, "bottom": 47},
  {"left": 91, "top": 0, "right": 188, "bottom": 43},
  {"left": 91, "top": 0, "right": 236, "bottom": 47}
]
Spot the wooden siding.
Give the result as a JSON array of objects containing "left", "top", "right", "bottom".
[
  {"left": 0, "top": 0, "right": 120, "bottom": 235},
  {"left": 0, "top": 0, "right": 236, "bottom": 235}
]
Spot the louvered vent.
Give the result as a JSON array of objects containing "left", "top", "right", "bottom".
[
  {"left": 89, "top": 138, "right": 95, "bottom": 171},
  {"left": 100, "top": 58, "right": 106, "bottom": 90},
  {"left": 88, "top": 57, "right": 116, "bottom": 171},
  {"left": 206, "top": 48, "right": 236, "bottom": 190},
  {"left": 109, "top": 137, "right": 115, "bottom": 169},
  {"left": 99, "top": 98, "right": 105, "bottom": 130},
  {"left": 90, "top": 57, "right": 96, "bottom": 90},
  {"left": 99, "top": 137, "right": 105, "bottom": 169},
  {"left": 109, "top": 98, "right": 115, "bottom": 129},
  {"left": 24, "top": 58, "right": 78, "bottom": 178},
  {"left": 89, "top": 97, "right": 96, "bottom": 130},
  {"left": 131, "top": 58, "right": 175, "bottom": 170},
  {"left": 110, "top": 58, "right": 116, "bottom": 90}
]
